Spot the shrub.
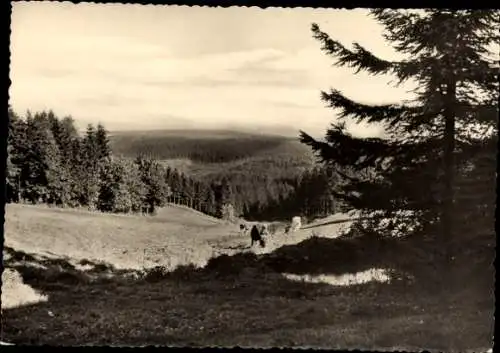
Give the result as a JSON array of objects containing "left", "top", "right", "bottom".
[{"left": 142, "top": 266, "right": 170, "bottom": 283}]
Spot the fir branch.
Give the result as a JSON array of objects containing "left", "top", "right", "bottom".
[
  {"left": 320, "top": 89, "right": 421, "bottom": 126},
  {"left": 300, "top": 125, "right": 395, "bottom": 172},
  {"left": 311, "top": 23, "right": 396, "bottom": 76}
]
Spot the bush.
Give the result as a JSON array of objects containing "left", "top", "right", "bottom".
[
  {"left": 142, "top": 266, "right": 170, "bottom": 282},
  {"left": 203, "top": 252, "right": 261, "bottom": 277}
]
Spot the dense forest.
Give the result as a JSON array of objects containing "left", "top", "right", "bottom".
[
  {"left": 110, "top": 130, "right": 295, "bottom": 164},
  {"left": 5, "top": 108, "right": 338, "bottom": 222}
]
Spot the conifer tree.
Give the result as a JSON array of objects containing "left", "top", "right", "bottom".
[
  {"left": 212, "top": 178, "right": 233, "bottom": 218},
  {"left": 167, "top": 168, "right": 182, "bottom": 202},
  {"left": 6, "top": 108, "right": 26, "bottom": 202},
  {"left": 53, "top": 115, "right": 79, "bottom": 161},
  {"left": 5, "top": 144, "right": 19, "bottom": 202},
  {"left": 180, "top": 174, "right": 194, "bottom": 206},
  {"left": 204, "top": 185, "right": 217, "bottom": 216},
  {"left": 300, "top": 10, "right": 499, "bottom": 251},
  {"left": 81, "top": 124, "right": 101, "bottom": 209},
  {"left": 69, "top": 137, "right": 86, "bottom": 206},
  {"left": 96, "top": 123, "right": 111, "bottom": 160},
  {"left": 20, "top": 112, "right": 65, "bottom": 204},
  {"left": 220, "top": 177, "right": 233, "bottom": 206},
  {"left": 45, "top": 111, "right": 81, "bottom": 205},
  {"left": 192, "top": 181, "right": 203, "bottom": 211},
  {"left": 97, "top": 158, "right": 118, "bottom": 212}
]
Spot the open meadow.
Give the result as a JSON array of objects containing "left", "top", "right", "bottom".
[{"left": 1, "top": 203, "right": 494, "bottom": 350}]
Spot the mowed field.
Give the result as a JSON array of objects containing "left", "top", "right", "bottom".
[{"left": 1, "top": 204, "right": 494, "bottom": 350}]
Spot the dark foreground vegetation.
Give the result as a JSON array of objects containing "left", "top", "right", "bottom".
[{"left": 2, "top": 225, "right": 494, "bottom": 349}]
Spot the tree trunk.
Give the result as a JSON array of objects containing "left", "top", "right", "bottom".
[{"left": 443, "top": 78, "right": 457, "bottom": 266}]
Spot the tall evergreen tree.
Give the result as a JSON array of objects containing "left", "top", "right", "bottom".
[
  {"left": 6, "top": 108, "right": 26, "bottom": 202},
  {"left": 220, "top": 177, "right": 233, "bottom": 206},
  {"left": 204, "top": 184, "right": 217, "bottom": 216},
  {"left": 96, "top": 123, "right": 111, "bottom": 160},
  {"left": 192, "top": 181, "right": 204, "bottom": 210},
  {"left": 168, "top": 168, "right": 182, "bottom": 203},
  {"left": 97, "top": 158, "right": 118, "bottom": 212},
  {"left": 69, "top": 137, "right": 87, "bottom": 206},
  {"left": 46, "top": 112, "right": 82, "bottom": 205},
  {"left": 21, "top": 113, "right": 68, "bottom": 204},
  {"left": 180, "top": 174, "right": 194, "bottom": 206},
  {"left": 81, "top": 124, "right": 101, "bottom": 208},
  {"left": 53, "top": 115, "right": 79, "bottom": 161},
  {"left": 300, "top": 10, "right": 499, "bottom": 254}
]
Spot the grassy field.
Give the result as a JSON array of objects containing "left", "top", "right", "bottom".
[{"left": 1, "top": 204, "right": 494, "bottom": 350}]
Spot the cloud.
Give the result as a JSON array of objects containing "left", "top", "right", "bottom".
[{"left": 10, "top": 3, "right": 418, "bottom": 135}]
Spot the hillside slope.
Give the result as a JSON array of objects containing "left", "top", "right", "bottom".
[
  {"left": 3, "top": 204, "right": 351, "bottom": 272},
  {"left": 108, "top": 129, "right": 318, "bottom": 220},
  {"left": 2, "top": 204, "right": 354, "bottom": 311},
  {"left": 109, "top": 129, "right": 306, "bottom": 161},
  {"left": 109, "top": 129, "right": 317, "bottom": 178},
  {"left": 3, "top": 204, "right": 228, "bottom": 271},
  {"left": 2, "top": 204, "right": 493, "bottom": 350}
]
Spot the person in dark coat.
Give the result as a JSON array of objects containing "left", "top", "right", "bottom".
[{"left": 250, "top": 225, "right": 266, "bottom": 248}]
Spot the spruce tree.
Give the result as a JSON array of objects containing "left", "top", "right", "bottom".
[
  {"left": 53, "top": 115, "right": 79, "bottom": 161},
  {"left": 45, "top": 111, "right": 79, "bottom": 205},
  {"left": 57, "top": 116, "right": 82, "bottom": 206},
  {"left": 205, "top": 184, "right": 217, "bottom": 216},
  {"left": 192, "top": 181, "right": 204, "bottom": 211},
  {"left": 6, "top": 108, "right": 26, "bottom": 202},
  {"left": 300, "top": 10, "right": 499, "bottom": 253},
  {"left": 82, "top": 124, "right": 100, "bottom": 209},
  {"left": 69, "top": 137, "right": 86, "bottom": 206},
  {"left": 97, "top": 157, "right": 118, "bottom": 212},
  {"left": 220, "top": 177, "right": 233, "bottom": 206},
  {"left": 180, "top": 174, "right": 194, "bottom": 206},
  {"left": 21, "top": 112, "right": 65, "bottom": 204},
  {"left": 167, "top": 168, "right": 182, "bottom": 203},
  {"left": 96, "top": 123, "right": 111, "bottom": 160}
]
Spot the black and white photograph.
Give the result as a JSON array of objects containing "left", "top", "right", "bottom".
[{"left": 2, "top": 2, "right": 498, "bottom": 350}]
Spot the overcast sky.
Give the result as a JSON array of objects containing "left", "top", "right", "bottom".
[{"left": 10, "top": 2, "right": 416, "bottom": 137}]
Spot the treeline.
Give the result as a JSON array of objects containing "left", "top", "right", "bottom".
[
  {"left": 6, "top": 109, "right": 170, "bottom": 214},
  {"left": 6, "top": 108, "right": 338, "bottom": 222},
  {"left": 5, "top": 109, "right": 219, "bottom": 216},
  {"left": 167, "top": 165, "right": 341, "bottom": 222},
  {"left": 242, "top": 166, "right": 341, "bottom": 222}
]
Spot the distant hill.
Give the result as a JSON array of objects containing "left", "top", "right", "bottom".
[
  {"left": 109, "top": 129, "right": 319, "bottom": 217},
  {"left": 110, "top": 129, "right": 311, "bottom": 161},
  {"left": 109, "top": 128, "right": 318, "bottom": 179}
]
